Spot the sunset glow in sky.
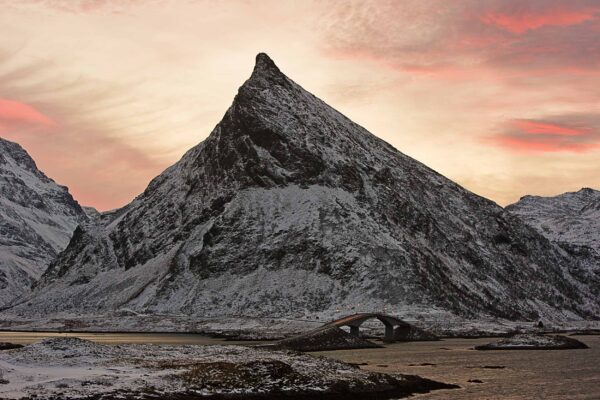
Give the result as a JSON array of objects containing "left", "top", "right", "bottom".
[{"left": 1, "top": 0, "right": 599, "bottom": 210}]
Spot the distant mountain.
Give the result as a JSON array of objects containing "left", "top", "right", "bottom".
[
  {"left": 0, "top": 138, "right": 87, "bottom": 306},
  {"left": 9, "top": 54, "right": 599, "bottom": 321},
  {"left": 507, "top": 188, "right": 600, "bottom": 254}
]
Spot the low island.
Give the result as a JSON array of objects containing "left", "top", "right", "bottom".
[{"left": 475, "top": 334, "right": 589, "bottom": 350}]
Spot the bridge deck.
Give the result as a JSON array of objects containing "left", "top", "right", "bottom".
[{"left": 322, "top": 313, "right": 410, "bottom": 343}]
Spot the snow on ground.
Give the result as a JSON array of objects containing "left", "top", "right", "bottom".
[
  {"left": 0, "top": 337, "right": 450, "bottom": 399},
  {"left": 474, "top": 333, "right": 589, "bottom": 350}
]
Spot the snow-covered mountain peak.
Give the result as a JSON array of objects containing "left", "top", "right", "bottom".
[
  {"left": 0, "top": 139, "right": 45, "bottom": 181},
  {"left": 9, "top": 56, "right": 600, "bottom": 322},
  {"left": 0, "top": 137, "right": 87, "bottom": 306}
]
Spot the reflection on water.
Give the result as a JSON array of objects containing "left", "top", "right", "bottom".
[
  {"left": 314, "top": 336, "right": 600, "bottom": 400},
  {"left": 0, "top": 331, "right": 251, "bottom": 345}
]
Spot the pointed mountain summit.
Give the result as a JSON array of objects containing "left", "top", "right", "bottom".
[
  {"left": 0, "top": 137, "right": 87, "bottom": 306},
  {"left": 11, "top": 54, "right": 599, "bottom": 321},
  {"left": 250, "top": 52, "right": 286, "bottom": 81}
]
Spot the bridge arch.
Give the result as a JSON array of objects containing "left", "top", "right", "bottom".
[{"left": 323, "top": 313, "right": 410, "bottom": 343}]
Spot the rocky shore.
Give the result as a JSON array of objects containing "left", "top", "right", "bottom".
[
  {"left": 0, "top": 338, "right": 457, "bottom": 399},
  {"left": 273, "top": 327, "right": 382, "bottom": 352},
  {"left": 0, "top": 343, "right": 23, "bottom": 351},
  {"left": 475, "top": 334, "right": 589, "bottom": 350}
]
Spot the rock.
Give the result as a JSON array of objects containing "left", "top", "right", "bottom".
[
  {"left": 475, "top": 334, "right": 589, "bottom": 350},
  {"left": 274, "top": 327, "right": 382, "bottom": 352},
  {"left": 0, "top": 342, "right": 23, "bottom": 351}
]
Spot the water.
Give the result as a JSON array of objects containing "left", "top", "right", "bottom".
[
  {"left": 315, "top": 335, "right": 600, "bottom": 400},
  {"left": 0, "top": 331, "right": 250, "bottom": 345},
  {"left": 1, "top": 331, "right": 598, "bottom": 398}
]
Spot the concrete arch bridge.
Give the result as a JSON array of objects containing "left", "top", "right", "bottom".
[{"left": 323, "top": 313, "right": 412, "bottom": 343}]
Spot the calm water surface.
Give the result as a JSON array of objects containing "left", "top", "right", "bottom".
[
  {"left": 315, "top": 335, "right": 600, "bottom": 400},
  {"left": 0, "top": 331, "right": 250, "bottom": 345},
  {"left": 2, "top": 331, "right": 598, "bottom": 399}
]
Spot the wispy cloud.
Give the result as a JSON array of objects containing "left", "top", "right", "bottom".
[
  {"left": 4, "top": 0, "right": 165, "bottom": 15},
  {"left": 488, "top": 115, "right": 600, "bottom": 153},
  {"left": 320, "top": 0, "right": 600, "bottom": 76},
  {"left": 0, "top": 50, "right": 167, "bottom": 210},
  {"left": 480, "top": 2, "right": 599, "bottom": 34},
  {"left": 0, "top": 97, "right": 56, "bottom": 131}
]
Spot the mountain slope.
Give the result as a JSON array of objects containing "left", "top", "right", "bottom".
[
  {"left": 507, "top": 188, "right": 600, "bottom": 254},
  {"left": 0, "top": 138, "right": 87, "bottom": 306},
  {"left": 11, "top": 54, "right": 600, "bottom": 321}
]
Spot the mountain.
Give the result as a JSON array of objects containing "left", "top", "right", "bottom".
[
  {"left": 9, "top": 54, "right": 599, "bottom": 321},
  {"left": 0, "top": 138, "right": 87, "bottom": 306},
  {"left": 507, "top": 188, "right": 600, "bottom": 254}
]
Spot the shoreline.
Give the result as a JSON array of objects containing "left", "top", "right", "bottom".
[
  {"left": 1, "top": 327, "right": 598, "bottom": 341},
  {"left": 0, "top": 338, "right": 458, "bottom": 400}
]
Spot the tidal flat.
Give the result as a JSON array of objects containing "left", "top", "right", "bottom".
[{"left": 315, "top": 335, "right": 600, "bottom": 399}]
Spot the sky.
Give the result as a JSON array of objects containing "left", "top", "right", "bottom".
[{"left": 0, "top": 0, "right": 599, "bottom": 211}]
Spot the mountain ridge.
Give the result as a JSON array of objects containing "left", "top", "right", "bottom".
[
  {"left": 507, "top": 188, "right": 600, "bottom": 254},
  {"left": 7, "top": 53, "right": 600, "bottom": 321},
  {"left": 0, "top": 137, "right": 87, "bottom": 306}
]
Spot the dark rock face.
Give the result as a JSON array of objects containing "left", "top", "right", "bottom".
[
  {"left": 0, "top": 138, "right": 87, "bottom": 306},
  {"left": 10, "top": 53, "right": 600, "bottom": 321}
]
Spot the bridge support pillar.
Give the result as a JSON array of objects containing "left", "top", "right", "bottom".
[
  {"left": 383, "top": 325, "right": 395, "bottom": 343},
  {"left": 350, "top": 326, "right": 360, "bottom": 337}
]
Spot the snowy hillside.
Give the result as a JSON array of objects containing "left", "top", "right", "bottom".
[
  {"left": 0, "top": 138, "right": 87, "bottom": 306},
  {"left": 507, "top": 188, "right": 600, "bottom": 253},
  {"left": 8, "top": 54, "right": 600, "bottom": 321}
]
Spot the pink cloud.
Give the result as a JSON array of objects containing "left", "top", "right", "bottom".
[
  {"left": 0, "top": 98, "right": 57, "bottom": 129},
  {"left": 513, "top": 119, "right": 586, "bottom": 136},
  {"left": 322, "top": 0, "right": 600, "bottom": 77},
  {"left": 3, "top": 129, "right": 166, "bottom": 211},
  {"left": 487, "top": 116, "right": 600, "bottom": 153},
  {"left": 481, "top": 7, "right": 599, "bottom": 34},
  {"left": 488, "top": 135, "right": 599, "bottom": 153}
]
